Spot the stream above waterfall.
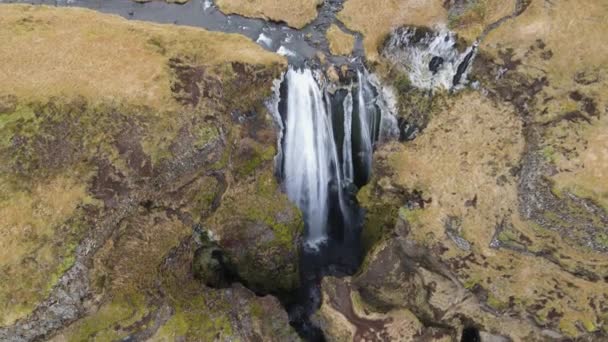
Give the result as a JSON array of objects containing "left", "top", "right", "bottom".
[{"left": 1, "top": 0, "right": 364, "bottom": 66}]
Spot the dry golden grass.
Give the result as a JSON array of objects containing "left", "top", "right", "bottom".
[
  {"left": 382, "top": 92, "right": 608, "bottom": 338},
  {"left": 0, "top": 5, "right": 284, "bottom": 111},
  {"left": 0, "top": 173, "right": 93, "bottom": 326},
  {"left": 449, "top": 0, "right": 517, "bottom": 42},
  {"left": 326, "top": 24, "right": 355, "bottom": 56},
  {"left": 482, "top": 0, "right": 608, "bottom": 90},
  {"left": 0, "top": 4, "right": 286, "bottom": 327},
  {"left": 337, "top": 0, "right": 447, "bottom": 61},
  {"left": 483, "top": 0, "right": 608, "bottom": 212},
  {"left": 389, "top": 93, "right": 524, "bottom": 255},
  {"left": 215, "top": 0, "right": 323, "bottom": 29},
  {"left": 553, "top": 117, "right": 608, "bottom": 210}
]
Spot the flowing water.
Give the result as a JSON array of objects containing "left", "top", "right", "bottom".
[
  {"left": 270, "top": 66, "right": 397, "bottom": 339},
  {"left": 282, "top": 68, "right": 341, "bottom": 246},
  {"left": 384, "top": 27, "right": 478, "bottom": 90},
  {"left": 1, "top": 0, "right": 363, "bottom": 66}
]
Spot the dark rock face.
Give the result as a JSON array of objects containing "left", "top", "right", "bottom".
[
  {"left": 429, "top": 55, "right": 445, "bottom": 74},
  {"left": 192, "top": 232, "right": 235, "bottom": 288},
  {"left": 354, "top": 239, "right": 433, "bottom": 320}
]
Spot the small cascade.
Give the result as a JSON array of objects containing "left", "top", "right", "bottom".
[
  {"left": 342, "top": 91, "right": 354, "bottom": 182},
  {"left": 384, "top": 27, "right": 478, "bottom": 90},
  {"left": 355, "top": 70, "right": 373, "bottom": 183}
]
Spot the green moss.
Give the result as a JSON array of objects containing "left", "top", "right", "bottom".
[
  {"left": 463, "top": 277, "right": 480, "bottom": 290},
  {"left": 237, "top": 145, "right": 276, "bottom": 177},
  {"left": 582, "top": 319, "right": 597, "bottom": 332},
  {"left": 362, "top": 204, "right": 399, "bottom": 254},
  {"left": 205, "top": 166, "right": 302, "bottom": 295},
  {"left": 247, "top": 171, "right": 303, "bottom": 250},
  {"left": 394, "top": 73, "right": 411, "bottom": 93},
  {"left": 487, "top": 293, "right": 507, "bottom": 311},
  {"left": 399, "top": 207, "right": 422, "bottom": 225},
  {"left": 559, "top": 319, "right": 579, "bottom": 337},
  {"left": 534, "top": 309, "right": 548, "bottom": 325},
  {"left": 0, "top": 104, "right": 37, "bottom": 148},
  {"left": 498, "top": 229, "right": 517, "bottom": 243},
  {"left": 65, "top": 293, "right": 149, "bottom": 342},
  {"left": 155, "top": 295, "right": 234, "bottom": 340},
  {"left": 497, "top": 228, "right": 527, "bottom": 249},
  {"left": 594, "top": 233, "right": 608, "bottom": 248},
  {"left": 249, "top": 301, "right": 263, "bottom": 319},
  {"left": 46, "top": 242, "right": 78, "bottom": 292},
  {"left": 542, "top": 146, "right": 556, "bottom": 163},
  {"left": 194, "top": 125, "right": 220, "bottom": 150}
]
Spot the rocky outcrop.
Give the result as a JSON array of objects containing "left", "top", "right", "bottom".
[
  {"left": 320, "top": 0, "right": 608, "bottom": 340},
  {"left": 337, "top": 0, "right": 447, "bottom": 61},
  {"left": 0, "top": 5, "right": 299, "bottom": 341}
]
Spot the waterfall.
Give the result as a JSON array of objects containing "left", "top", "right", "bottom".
[
  {"left": 271, "top": 67, "right": 396, "bottom": 248},
  {"left": 281, "top": 68, "right": 336, "bottom": 246},
  {"left": 342, "top": 91, "right": 354, "bottom": 182},
  {"left": 384, "top": 27, "right": 478, "bottom": 90},
  {"left": 356, "top": 70, "right": 373, "bottom": 180}
]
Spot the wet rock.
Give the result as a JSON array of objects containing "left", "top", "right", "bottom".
[
  {"left": 397, "top": 117, "right": 419, "bottom": 141},
  {"left": 192, "top": 232, "right": 234, "bottom": 288},
  {"left": 353, "top": 239, "right": 433, "bottom": 320},
  {"left": 444, "top": 216, "right": 472, "bottom": 251},
  {"left": 429, "top": 55, "right": 445, "bottom": 74}
]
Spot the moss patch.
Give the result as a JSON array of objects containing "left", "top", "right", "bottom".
[{"left": 0, "top": 174, "right": 95, "bottom": 326}]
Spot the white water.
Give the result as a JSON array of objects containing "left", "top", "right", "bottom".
[
  {"left": 342, "top": 91, "right": 354, "bottom": 182},
  {"left": 385, "top": 28, "right": 477, "bottom": 90},
  {"left": 274, "top": 67, "right": 397, "bottom": 248},
  {"left": 282, "top": 68, "right": 336, "bottom": 246},
  {"left": 203, "top": 0, "right": 213, "bottom": 11},
  {"left": 256, "top": 33, "right": 273, "bottom": 48},
  {"left": 277, "top": 46, "right": 297, "bottom": 57},
  {"left": 356, "top": 71, "right": 373, "bottom": 175}
]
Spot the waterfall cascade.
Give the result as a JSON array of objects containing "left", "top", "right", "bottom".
[
  {"left": 270, "top": 67, "right": 396, "bottom": 248},
  {"left": 281, "top": 68, "right": 340, "bottom": 245},
  {"left": 384, "top": 27, "right": 478, "bottom": 90}
]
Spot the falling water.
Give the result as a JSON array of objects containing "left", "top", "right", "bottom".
[
  {"left": 355, "top": 70, "right": 373, "bottom": 180},
  {"left": 342, "top": 91, "right": 354, "bottom": 183},
  {"left": 269, "top": 66, "right": 397, "bottom": 339},
  {"left": 272, "top": 67, "right": 396, "bottom": 247},
  {"left": 282, "top": 68, "right": 336, "bottom": 246}
]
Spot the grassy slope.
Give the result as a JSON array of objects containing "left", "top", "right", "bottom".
[
  {"left": 337, "top": 0, "right": 447, "bottom": 61},
  {"left": 0, "top": 6, "right": 295, "bottom": 339},
  {"left": 215, "top": 0, "right": 323, "bottom": 29}
]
